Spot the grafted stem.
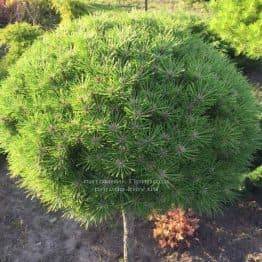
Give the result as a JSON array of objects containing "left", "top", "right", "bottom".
[{"left": 122, "top": 208, "right": 135, "bottom": 262}]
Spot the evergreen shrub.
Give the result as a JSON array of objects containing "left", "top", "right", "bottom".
[
  {"left": 0, "top": 22, "right": 42, "bottom": 79},
  {"left": 209, "top": 0, "right": 262, "bottom": 59},
  {"left": 0, "top": 12, "right": 259, "bottom": 225},
  {"left": 246, "top": 166, "right": 262, "bottom": 189},
  {"left": 172, "top": 13, "right": 234, "bottom": 57},
  {"left": 51, "top": 0, "right": 91, "bottom": 21}
]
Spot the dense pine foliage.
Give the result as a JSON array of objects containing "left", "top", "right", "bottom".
[
  {"left": 0, "top": 22, "right": 42, "bottom": 79},
  {"left": 0, "top": 12, "right": 259, "bottom": 225},
  {"left": 210, "top": 0, "right": 262, "bottom": 59}
]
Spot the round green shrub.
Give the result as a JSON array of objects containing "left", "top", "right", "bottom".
[
  {"left": 209, "top": 0, "right": 262, "bottom": 59},
  {"left": 0, "top": 22, "right": 42, "bottom": 79},
  {"left": 0, "top": 12, "right": 259, "bottom": 225}
]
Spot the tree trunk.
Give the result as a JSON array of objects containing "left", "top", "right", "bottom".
[
  {"left": 145, "top": 0, "right": 148, "bottom": 11},
  {"left": 122, "top": 208, "right": 135, "bottom": 262}
]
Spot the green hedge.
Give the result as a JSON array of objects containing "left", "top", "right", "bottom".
[{"left": 0, "top": 12, "right": 259, "bottom": 225}]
